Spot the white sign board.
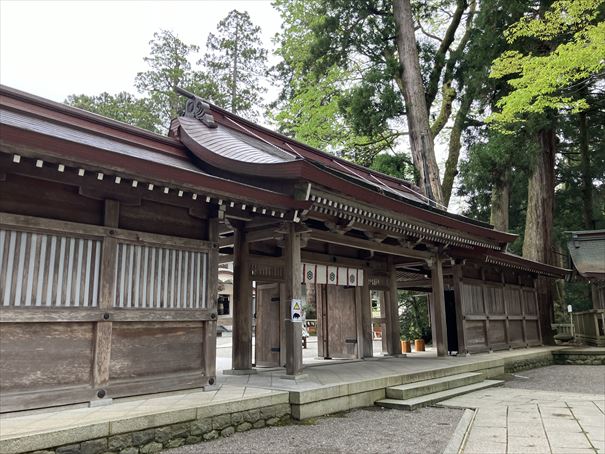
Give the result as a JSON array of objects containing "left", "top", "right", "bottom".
[
  {"left": 567, "top": 304, "right": 573, "bottom": 313},
  {"left": 291, "top": 299, "right": 303, "bottom": 321}
]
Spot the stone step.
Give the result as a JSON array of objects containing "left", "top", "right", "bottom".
[
  {"left": 376, "top": 379, "right": 503, "bottom": 411},
  {"left": 386, "top": 372, "right": 485, "bottom": 400}
]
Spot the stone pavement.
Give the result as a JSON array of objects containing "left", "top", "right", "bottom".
[{"left": 440, "top": 387, "right": 605, "bottom": 454}]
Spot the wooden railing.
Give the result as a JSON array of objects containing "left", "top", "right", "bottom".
[{"left": 573, "top": 309, "right": 605, "bottom": 347}]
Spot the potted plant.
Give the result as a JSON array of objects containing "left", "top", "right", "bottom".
[{"left": 401, "top": 336, "right": 411, "bottom": 353}]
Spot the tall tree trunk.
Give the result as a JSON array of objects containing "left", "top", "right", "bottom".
[
  {"left": 442, "top": 92, "right": 472, "bottom": 206},
  {"left": 523, "top": 127, "right": 556, "bottom": 344},
  {"left": 523, "top": 128, "right": 555, "bottom": 263},
  {"left": 579, "top": 110, "right": 593, "bottom": 229},
  {"left": 231, "top": 21, "right": 239, "bottom": 112},
  {"left": 490, "top": 167, "right": 510, "bottom": 231},
  {"left": 393, "top": 0, "right": 444, "bottom": 206}
]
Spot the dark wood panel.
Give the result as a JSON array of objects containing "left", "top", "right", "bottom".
[
  {"left": 109, "top": 322, "right": 204, "bottom": 379},
  {"left": 508, "top": 320, "right": 524, "bottom": 344},
  {"left": 505, "top": 287, "right": 523, "bottom": 315},
  {"left": 0, "top": 174, "right": 103, "bottom": 225},
  {"left": 255, "top": 284, "right": 281, "bottom": 367},
  {"left": 485, "top": 286, "right": 505, "bottom": 315},
  {"left": 1, "top": 385, "right": 96, "bottom": 413},
  {"left": 0, "top": 322, "right": 93, "bottom": 392},
  {"left": 325, "top": 285, "right": 358, "bottom": 359},
  {"left": 523, "top": 290, "right": 538, "bottom": 315},
  {"left": 525, "top": 320, "right": 540, "bottom": 342},
  {"left": 461, "top": 283, "right": 484, "bottom": 315},
  {"left": 120, "top": 199, "right": 207, "bottom": 240},
  {"left": 463, "top": 320, "right": 487, "bottom": 348},
  {"left": 488, "top": 320, "right": 507, "bottom": 345}
]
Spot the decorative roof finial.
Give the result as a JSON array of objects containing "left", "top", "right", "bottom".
[{"left": 175, "top": 87, "right": 217, "bottom": 128}]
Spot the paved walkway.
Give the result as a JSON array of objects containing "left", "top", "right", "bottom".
[{"left": 441, "top": 387, "right": 605, "bottom": 454}]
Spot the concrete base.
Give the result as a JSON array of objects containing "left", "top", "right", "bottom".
[
  {"left": 88, "top": 398, "right": 113, "bottom": 408},
  {"left": 222, "top": 368, "right": 258, "bottom": 375},
  {"left": 280, "top": 373, "right": 308, "bottom": 381},
  {"left": 202, "top": 384, "right": 221, "bottom": 392}
]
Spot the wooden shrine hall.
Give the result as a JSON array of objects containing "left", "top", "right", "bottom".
[{"left": 0, "top": 85, "right": 566, "bottom": 413}]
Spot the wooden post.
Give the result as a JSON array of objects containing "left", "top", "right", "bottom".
[
  {"left": 387, "top": 256, "right": 402, "bottom": 355},
  {"left": 204, "top": 214, "right": 219, "bottom": 383},
  {"left": 279, "top": 283, "right": 287, "bottom": 366},
  {"left": 284, "top": 222, "right": 303, "bottom": 375},
  {"left": 93, "top": 200, "right": 119, "bottom": 389},
  {"left": 232, "top": 226, "right": 253, "bottom": 370},
  {"left": 452, "top": 265, "right": 466, "bottom": 354},
  {"left": 361, "top": 277, "right": 373, "bottom": 357},
  {"left": 431, "top": 256, "right": 448, "bottom": 356}
]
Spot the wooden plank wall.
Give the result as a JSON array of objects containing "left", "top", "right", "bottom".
[
  {"left": 457, "top": 264, "right": 541, "bottom": 354},
  {"left": 0, "top": 209, "right": 217, "bottom": 412}
]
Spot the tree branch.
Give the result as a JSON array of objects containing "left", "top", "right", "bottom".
[
  {"left": 424, "top": 0, "right": 468, "bottom": 111},
  {"left": 417, "top": 22, "right": 443, "bottom": 42}
]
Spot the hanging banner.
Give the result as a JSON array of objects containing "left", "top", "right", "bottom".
[
  {"left": 327, "top": 266, "right": 338, "bottom": 285},
  {"left": 316, "top": 264, "right": 327, "bottom": 284},
  {"left": 301, "top": 263, "right": 364, "bottom": 286}
]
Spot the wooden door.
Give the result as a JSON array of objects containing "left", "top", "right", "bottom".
[
  {"left": 324, "top": 285, "right": 358, "bottom": 359},
  {"left": 255, "top": 283, "right": 281, "bottom": 367}
]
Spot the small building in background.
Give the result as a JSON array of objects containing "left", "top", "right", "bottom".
[{"left": 567, "top": 230, "right": 605, "bottom": 310}]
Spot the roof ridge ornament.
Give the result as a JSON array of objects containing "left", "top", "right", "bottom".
[{"left": 175, "top": 87, "right": 217, "bottom": 128}]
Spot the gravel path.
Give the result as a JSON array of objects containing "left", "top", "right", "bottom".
[
  {"left": 504, "top": 364, "right": 605, "bottom": 394},
  {"left": 165, "top": 406, "right": 463, "bottom": 454}
]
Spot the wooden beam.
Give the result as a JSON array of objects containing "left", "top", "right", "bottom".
[
  {"left": 232, "top": 226, "right": 253, "bottom": 370},
  {"left": 0, "top": 212, "right": 213, "bottom": 250},
  {"left": 431, "top": 256, "right": 448, "bottom": 356},
  {"left": 219, "top": 254, "right": 234, "bottom": 264},
  {"left": 300, "top": 250, "right": 386, "bottom": 269},
  {"left": 0, "top": 308, "right": 214, "bottom": 323},
  {"left": 309, "top": 229, "right": 431, "bottom": 260},
  {"left": 284, "top": 222, "right": 303, "bottom": 375}
]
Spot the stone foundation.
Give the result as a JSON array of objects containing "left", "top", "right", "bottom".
[
  {"left": 504, "top": 353, "right": 554, "bottom": 373},
  {"left": 553, "top": 349, "right": 605, "bottom": 365},
  {"left": 27, "top": 404, "right": 291, "bottom": 454}
]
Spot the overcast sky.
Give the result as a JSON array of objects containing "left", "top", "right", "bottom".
[{"left": 0, "top": 0, "right": 281, "bottom": 102}]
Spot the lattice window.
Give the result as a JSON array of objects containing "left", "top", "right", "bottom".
[
  {"left": 113, "top": 242, "right": 208, "bottom": 309},
  {"left": 1, "top": 229, "right": 101, "bottom": 307}
]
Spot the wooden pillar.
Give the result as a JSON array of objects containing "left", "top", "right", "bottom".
[
  {"left": 279, "top": 283, "right": 287, "bottom": 366},
  {"left": 232, "top": 226, "right": 253, "bottom": 370},
  {"left": 361, "top": 277, "right": 373, "bottom": 357},
  {"left": 284, "top": 222, "right": 303, "bottom": 375},
  {"left": 452, "top": 264, "right": 466, "bottom": 354},
  {"left": 431, "top": 256, "right": 448, "bottom": 356},
  {"left": 204, "top": 214, "right": 219, "bottom": 383},
  {"left": 93, "top": 200, "right": 119, "bottom": 392},
  {"left": 386, "top": 257, "right": 402, "bottom": 355}
]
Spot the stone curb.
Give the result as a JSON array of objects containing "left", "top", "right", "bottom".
[{"left": 442, "top": 408, "right": 476, "bottom": 454}]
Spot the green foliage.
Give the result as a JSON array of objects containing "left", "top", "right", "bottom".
[
  {"left": 65, "top": 92, "right": 161, "bottom": 133},
  {"left": 369, "top": 153, "right": 417, "bottom": 181},
  {"left": 488, "top": 0, "right": 605, "bottom": 127},
  {"left": 271, "top": 0, "right": 411, "bottom": 167},
  {"left": 399, "top": 291, "right": 431, "bottom": 341},
  {"left": 272, "top": 0, "right": 403, "bottom": 165},
  {"left": 203, "top": 10, "right": 268, "bottom": 118},
  {"left": 134, "top": 30, "right": 202, "bottom": 131}
]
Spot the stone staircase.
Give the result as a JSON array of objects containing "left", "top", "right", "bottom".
[{"left": 375, "top": 372, "right": 503, "bottom": 411}]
